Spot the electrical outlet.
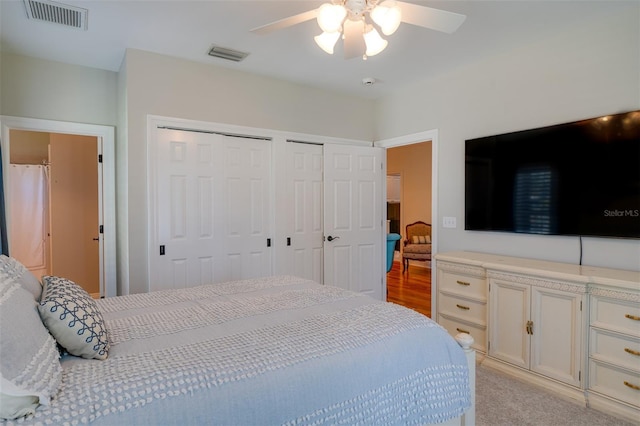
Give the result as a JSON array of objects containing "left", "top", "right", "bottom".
[{"left": 443, "top": 216, "right": 457, "bottom": 228}]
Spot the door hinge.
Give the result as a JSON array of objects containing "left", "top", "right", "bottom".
[
  {"left": 579, "top": 371, "right": 581, "bottom": 382},
  {"left": 99, "top": 225, "right": 103, "bottom": 234},
  {"left": 98, "top": 154, "right": 103, "bottom": 163},
  {"left": 580, "top": 300, "right": 582, "bottom": 311},
  {"left": 267, "top": 238, "right": 271, "bottom": 247},
  {"left": 526, "top": 320, "right": 534, "bottom": 335}
]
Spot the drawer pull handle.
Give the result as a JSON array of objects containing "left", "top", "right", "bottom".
[
  {"left": 624, "top": 348, "right": 640, "bottom": 356},
  {"left": 623, "top": 381, "right": 640, "bottom": 391},
  {"left": 456, "top": 280, "right": 470, "bottom": 286},
  {"left": 625, "top": 314, "right": 640, "bottom": 321},
  {"left": 456, "top": 327, "right": 470, "bottom": 334},
  {"left": 456, "top": 304, "right": 470, "bottom": 310}
]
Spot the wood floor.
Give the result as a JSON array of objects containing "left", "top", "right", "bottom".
[{"left": 386, "top": 260, "right": 431, "bottom": 318}]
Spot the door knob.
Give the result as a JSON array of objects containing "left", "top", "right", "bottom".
[{"left": 327, "top": 235, "right": 340, "bottom": 242}]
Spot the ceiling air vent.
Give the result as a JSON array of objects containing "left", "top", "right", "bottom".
[
  {"left": 23, "top": 0, "right": 88, "bottom": 30},
  {"left": 208, "top": 46, "right": 249, "bottom": 62}
]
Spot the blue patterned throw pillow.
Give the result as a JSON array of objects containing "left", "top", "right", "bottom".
[{"left": 38, "top": 276, "right": 110, "bottom": 360}]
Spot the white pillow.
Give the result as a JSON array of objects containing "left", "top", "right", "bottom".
[
  {"left": 0, "top": 393, "right": 39, "bottom": 419},
  {"left": 39, "top": 276, "right": 110, "bottom": 360},
  {"left": 0, "top": 255, "right": 42, "bottom": 302},
  {"left": 0, "top": 276, "right": 62, "bottom": 420}
]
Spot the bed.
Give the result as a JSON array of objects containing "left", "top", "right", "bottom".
[{"left": 1, "top": 255, "right": 474, "bottom": 425}]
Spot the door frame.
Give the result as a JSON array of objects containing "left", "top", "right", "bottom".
[
  {"left": 374, "top": 129, "right": 439, "bottom": 312},
  {"left": 0, "top": 116, "right": 117, "bottom": 297}
]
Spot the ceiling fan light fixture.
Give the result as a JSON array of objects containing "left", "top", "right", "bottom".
[
  {"left": 251, "top": 2, "right": 467, "bottom": 60},
  {"left": 314, "top": 31, "right": 341, "bottom": 54},
  {"left": 363, "top": 25, "right": 388, "bottom": 57},
  {"left": 370, "top": 0, "right": 402, "bottom": 36},
  {"left": 317, "top": 3, "right": 347, "bottom": 33}
]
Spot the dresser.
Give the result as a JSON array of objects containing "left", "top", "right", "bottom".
[
  {"left": 587, "top": 269, "right": 640, "bottom": 421},
  {"left": 435, "top": 253, "right": 488, "bottom": 354},
  {"left": 435, "top": 251, "right": 640, "bottom": 423}
]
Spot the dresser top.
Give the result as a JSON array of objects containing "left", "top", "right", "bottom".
[{"left": 435, "top": 251, "right": 640, "bottom": 290}]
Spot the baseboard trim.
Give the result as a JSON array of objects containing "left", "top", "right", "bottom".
[{"left": 586, "top": 391, "right": 640, "bottom": 424}]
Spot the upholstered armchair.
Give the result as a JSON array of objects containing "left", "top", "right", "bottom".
[{"left": 402, "top": 221, "right": 432, "bottom": 272}]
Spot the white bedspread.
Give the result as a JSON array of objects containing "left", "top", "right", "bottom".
[{"left": 8, "top": 276, "right": 470, "bottom": 425}]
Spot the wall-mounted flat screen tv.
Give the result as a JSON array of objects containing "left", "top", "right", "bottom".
[{"left": 465, "top": 110, "right": 640, "bottom": 239}]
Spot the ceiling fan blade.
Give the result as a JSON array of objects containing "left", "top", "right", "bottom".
[
  {"left": 342, "top": 19, "right": 365, "bottom": 59},
  {"left": 250, "top": 9, "right": 318, "bottom": 35},
  {"left": 396, "top": 1, "right": 466, "bottom": 34}
]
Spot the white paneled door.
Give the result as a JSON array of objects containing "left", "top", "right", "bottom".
[
  {"left": 151, "top": 128, "right": 272, "bottom": 291},
  {"left": 286, "top": 142, "right": 324, "bottom": 283},
  {"left": 323, "top": 144, "right": 384, "bottom": 300}
]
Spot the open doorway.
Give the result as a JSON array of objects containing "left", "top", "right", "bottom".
[
  {"left": 0, "top": 116, "right": 117, "bottom": 297},
  {"left": 8, "top": 130, "right": 101, "bottom": 297},
  {"left": 385, "top": 141, "right": 433, "bottom": 316}
]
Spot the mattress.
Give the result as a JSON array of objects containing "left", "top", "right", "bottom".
[{"left": 6, "top": 275, "right": 470, "bottom": 425}]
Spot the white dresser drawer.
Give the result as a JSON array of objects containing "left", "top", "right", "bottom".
[
  {"left": 439, "top": 271, "right": 486, "bottom": 301},
  {"left": 589, "top": 360, "right": 640, "bottom": 408},
  {"left": 591, "top": 296, "right": 640, "bottom": 337},
  {"left": 438, "top": 292, "right": 486, "bottom": 325},
  {"left": 590, "top": 328, "right": 640, "bottom": 373},
  {"left": 438, "top": 314, "right": 487, "bottom": 353}
]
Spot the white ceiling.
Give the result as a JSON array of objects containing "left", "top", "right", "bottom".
[{"left": 0, "top": 0, "right": 633, "bottom": 99}]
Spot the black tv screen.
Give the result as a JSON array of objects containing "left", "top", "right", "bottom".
[{"left": 465, "top": 110, "right": 640, "bottom": 239}]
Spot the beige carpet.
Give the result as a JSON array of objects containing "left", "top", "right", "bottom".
[{"left": 475, "top": 363, "right": 637, "bottom": 426}]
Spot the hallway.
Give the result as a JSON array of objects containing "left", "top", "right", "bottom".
[{"left": 386, "top": 261, "right": 431, "bottom": 317}]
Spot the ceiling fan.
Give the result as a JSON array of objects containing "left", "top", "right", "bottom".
[{"left": 251, "top": 0, "right": 466, "bottom": 60}]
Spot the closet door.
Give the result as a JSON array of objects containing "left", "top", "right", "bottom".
[
  {"left": 323, "top": 144, "right": 384, "bottom": 300},
  {"left": 151, "top": 129, "right": 272, "bottom": 291},
  {"left": 285, "top": 142, "right": 324, "bottom": 283},
  {"left": 218, "top": 135, "right": 272, "bottom": 282}
]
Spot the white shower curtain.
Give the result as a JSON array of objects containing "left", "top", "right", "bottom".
[{"left": 9, "top": 164, "right": 49, "bottom": 276}]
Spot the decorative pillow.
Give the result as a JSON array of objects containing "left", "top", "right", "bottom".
[
  {"left": 0, "top": 255, "right": 42, "bottom": 302},
  {"left": 411, "top": 235, "right": 431, "bottom": 244},
  {"left": 0, "top": 394, "right": 39, "bottom": 420},
  {"left": 0, "top": 276, "right": 62, "bottom": 420},
  {"left": 38, "top": 276, "right": 110, "bottom": 360}
]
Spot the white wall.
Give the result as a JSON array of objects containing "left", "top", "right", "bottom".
[
  {"left": 2, "top": 3, "right": 638, "bottom": 291},
  {"left": 116, "top": 54, "right": 130, "bottom": 296},
  {"left": 122, "top": 49, "right": 376, "bottom": 294},
  {"left": 0, "top": 53, "right": 118, "bottom": 125},
  {"left": 375, "top": 6, "right": 640, "bottom": 271}
]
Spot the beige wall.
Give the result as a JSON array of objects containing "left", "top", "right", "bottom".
[
  {"left": 375, "top": 4, "right": 640, "bottom": 271},
  {"left": 9, "top": 130, "right": 49, "bottom": 164},
  {"left": 2, "top": 49, "right": 378, "bottom": 294},
  {"left": 121, "top": 49, "right": 377, "bottom": 294},
  {"left": 387, "top": 142, "right": 432, "bottom": 237},
  {"left": 2, "top": 2, "right": 639, "bottom": 289},
  {"left": 0, "top": 53, "right": 118, "bottom": 126}
]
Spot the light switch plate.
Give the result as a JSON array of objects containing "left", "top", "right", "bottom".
[{"left": 443, "top": 216, "right": 457, "bottom": 228}]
